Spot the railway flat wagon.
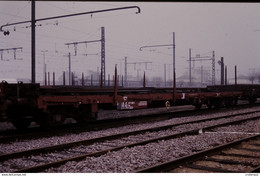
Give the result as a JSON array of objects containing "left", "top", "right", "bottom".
[
  {"left": 0, "top": 80, "right": 245, "bottom": 129},
  {"left": 207, "top": 84, "right": 260, "bottom": 104}
]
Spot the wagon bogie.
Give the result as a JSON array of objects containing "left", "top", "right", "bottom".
[{"left": 7, "top": 105, "right": 34, "bottom": 129}]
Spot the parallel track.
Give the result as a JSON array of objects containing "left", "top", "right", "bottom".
[
  {"left": 0, "top": 110, "right": 259, "bottom": 172},
  {"left": 136, "top": 135, "right": 260, "bottom": 173}
]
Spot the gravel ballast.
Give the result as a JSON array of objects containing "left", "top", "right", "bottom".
[
  {"left": 1, "top": 106, "right": 260, "bottom": 154},
  {"left": 46, "top": 133, "right": 250, "bottom": 173},
  {"left": 0, "top": 106, "right": 260, "bottom": 172}
]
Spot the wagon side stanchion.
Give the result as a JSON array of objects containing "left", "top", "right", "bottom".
[{"left": 114, "top": 65, "right": 118, "bottom": 106}]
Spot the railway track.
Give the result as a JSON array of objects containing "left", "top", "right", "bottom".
[
  {"left": 0, "top": 108, "right": 259, "bottom": 172},
  {"left": 136, "top": 135, "right": 260, "bottom": 173},
  {"left": 0, "top": 102, "right": 259, "bottom": 143},
  {"left": 0, "top": 106, "right": 196, "bottom": 143}
]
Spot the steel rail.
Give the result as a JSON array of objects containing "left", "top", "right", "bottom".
[
  {"left": 1, "top": 109, "right": 260, "bottom": 161},
  {"left": 8, "top": 114, "right": 260, "bottom": 172},
  {"left": 135, "top": 134, "right": 260, "bottom": 173},
  {"left": 251, "top": 165, "right": 260, "bottom": 172}
]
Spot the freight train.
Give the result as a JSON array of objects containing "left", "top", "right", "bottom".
[{"left": 0, "top": 77, "right": 259, "bottom": 129}]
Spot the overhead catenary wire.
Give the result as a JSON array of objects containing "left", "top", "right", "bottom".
[
  {"left": 3, "top": 2, "right": 30, "bottom": 24},
  {"left": 0, "top": 11, "right": 28, "bottom": 21},
  {"left": 2, "top": 6, "right": 142, "bottom": 56},
  {"left": 0, "top": 3, "right": 146, "bottom": 82},
  {"left": 46, "top": 2, "right": 76, "bottom": 14}
]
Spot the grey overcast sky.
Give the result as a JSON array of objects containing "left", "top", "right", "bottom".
[{"left": 0, "top": 1, "right": 260, "bottom": 84}]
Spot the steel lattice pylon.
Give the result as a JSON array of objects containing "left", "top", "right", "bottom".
[{"left": 101, "top": 27, "right": 105, "bottom": 87}]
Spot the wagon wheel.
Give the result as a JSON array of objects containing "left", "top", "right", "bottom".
[
  {"left": 11, "top": 117, "right": 31, "bottom": 129},
  {"left": 75, "top": 105, "right": 93, "bottom": 125},
  {"left": 225, "top": 97, "right": 238, "bottom": 107},
  {"left": 224, "top": 99, "right": 232, "bottom": 108},
  {"left": 8, "top": 106, "right": 32, "bottom": 129},
  {"left": 249, "top": 96, "right": 256, "bottom": 104},
  {"left": 195, "top": 103, "right": 202, "bottom": 109},
  {"left": 214, "top": 99, "right": 224, "bottom": 109},
  {"left": 206, "top": 99, "right": 212, "bottom": 109},
  {"left": 36, "top": 110, "right": 52, "bottom": 128},
  {"left": 233, "top": 98, "right": 238, "bottom": 106}
]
